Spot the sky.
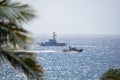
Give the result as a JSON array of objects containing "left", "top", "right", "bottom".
[{"left": 20, "top": 0, "right": 120, "bottom": 34}]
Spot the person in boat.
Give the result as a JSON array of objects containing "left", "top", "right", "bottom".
[
  {"left": 69, "top": 46, "right": 77, "bottom": 51},
  {"left": 68, "top": 46, "right": 70, "bottom": 51}
]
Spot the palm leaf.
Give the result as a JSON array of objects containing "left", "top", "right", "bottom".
[
  {"left": 0, "top": 0, "right": 36, "bottom": 22},
  {"left": 99, "top": 68, "right": 120, "bottom": 80},
  {"left": 0, "top": 48, "right": 44, "bottom": 80},
  {"left": 0, "top": 21, "right": 32, "bottom": 49},
  {"left": 0, "top": 0, "right": 44, "bottom": 79}
]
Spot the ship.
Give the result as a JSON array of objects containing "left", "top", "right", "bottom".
[{"left": 38, "top": 32, "right": 66, "bottom": 46}]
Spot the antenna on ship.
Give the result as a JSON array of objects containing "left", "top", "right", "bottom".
[{"left": 53, "top": 32, "right": 57, "bottom": 41}]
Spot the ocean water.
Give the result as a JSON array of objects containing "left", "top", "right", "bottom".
[
  {"left": 35, "top": 34, "right": 120, "bottom": 80},
  {"left": 0, "top": 34, "right": 120, "bottom": 80}
]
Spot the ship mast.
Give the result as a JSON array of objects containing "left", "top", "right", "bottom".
[{"left": 53, "top": 32, "right": 57, "bottom": 41}]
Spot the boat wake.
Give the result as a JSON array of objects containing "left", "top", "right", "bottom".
[
  {"left": 13, "top": 50, "right": 57, "bottom": 53},
  {"left": 40, "top": 50, "right": 57, "bottom": 53}
]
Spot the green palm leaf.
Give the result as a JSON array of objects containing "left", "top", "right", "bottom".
[
  {"left": 0, "top": 0, "right": 44, "bottom": 79},
  {"left": 0, "top": 48, "right": 44, "bottom": 79},
  {"left": 99, "top": 68, "right": 120, "bottom": 80},
  {"left": 0, "top": 0, "right": 35, "bottom": 22}
]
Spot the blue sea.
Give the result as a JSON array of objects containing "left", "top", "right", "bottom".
[{"left": 0, "top": 34, "right": 120, "bottom": 80}]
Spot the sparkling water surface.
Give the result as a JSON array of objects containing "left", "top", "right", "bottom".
[{"left": 0, "top": 35, "right": 120, "bottom": 80}]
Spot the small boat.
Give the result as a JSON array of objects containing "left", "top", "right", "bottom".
[
  {"left": 38, "top": 32, "right": 66, "bottom": 46},
  {"left": 63, "top": 46, "right": 83, "bottom": 52}
]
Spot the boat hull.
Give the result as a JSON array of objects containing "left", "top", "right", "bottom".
[{"left": 63, "top": 49, "right": 83, "bottom": 52}]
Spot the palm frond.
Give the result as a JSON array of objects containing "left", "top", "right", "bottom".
[
  {"left": 0, "top": 48, "right": 43, "bottom": 79},
  {"left": 0, "top": 21, "right": 32, "bottom": 49},
  {"left": 0, "top": 0, "right": 44, "bottom": 79},
  {"left": 0, "top": 0, "right": 36, "bottom": 22},
  {"left": 99, "top": 68, "right": 120, "bottom": 80}
]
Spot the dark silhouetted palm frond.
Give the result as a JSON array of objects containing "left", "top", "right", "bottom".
[
  {"left": 0, "top": 48, "right": 43, "bottom": 80},
  {"left": 99, "top": 68, "right": 120, "bottom": 80},
  {"left": 0, "top": 0, "right": 43, "bottom": 79}
]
